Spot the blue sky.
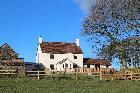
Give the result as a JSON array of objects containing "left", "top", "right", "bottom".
[{"left": 0, "top": 0, "right": 94, "bottom": 62}]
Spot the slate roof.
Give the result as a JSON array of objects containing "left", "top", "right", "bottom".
[
  {"left": 40, "top": 42, "right": 83, "bottom": 54},
  {"left": 24, "top": 62, "right": 38, "bottom": 71},
  {"left": 83, "top": 58, "right": 111, "bottom": 66}
]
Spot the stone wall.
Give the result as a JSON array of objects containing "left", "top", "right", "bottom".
[{"left": 0, "top": 65, "right": 25, "bottom": 78}]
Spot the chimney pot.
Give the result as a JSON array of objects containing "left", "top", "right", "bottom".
[
  {"left": 76, "top": 38, "right": 80, "bottom": 46},
  {"left": 39, "top": 36, "right": 43, "bottom": 44}
]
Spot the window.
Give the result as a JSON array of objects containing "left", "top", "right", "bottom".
[
  {"left": 50, "top": 64, "right": 54, "bottom": 70},
  {"left": 65, "top": 64, "right": 68, "bottom": 68},
  {"left": 63, "top": 64, "right": 64, "bottom": 68},
  {"left": 73, "top": 64, "right": 78, "bottom": 68},
  {"left": 50, "top": 54, "right": 54, "bottom": 59},
  {"left": 74, "top": 55, "right": 77, "bottom": 59},
  {"left": 70, "top": 64, "right": 71, "bottom": 68},
  {"left": 106, "top": 65, "right": 109, "bottom": 68}
]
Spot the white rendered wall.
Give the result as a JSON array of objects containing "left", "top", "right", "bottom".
[
  {"left": 90, "top": 65, "right": 95, "bottom": 68},
  {"left": 36, "top": 44, "right": 43, "bottom": 65},
  {"left": 83, "top": 65, "right": 112, "bottom": 69},
  {"left": 41, "top": 53, "right": 83, "bottom": 69},
  {"left": 56, "top": 59, "right": 74, "bottom": 71},
  {"left": 100, "top": 65, "right": 112, "bottom": 69}
]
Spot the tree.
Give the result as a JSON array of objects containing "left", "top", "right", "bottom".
[
  {"left": 98, "top": 36, "right": 140, "bottom": 68},
  {"left": 123, "top": 37, "right": 140, "bottom": 67},
  {"left": 82, "top": 0, "right": 140, "bottom": 68}
]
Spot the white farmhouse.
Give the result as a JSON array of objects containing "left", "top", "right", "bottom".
[{"left": 36, "top": 36, "right": 83, "bottom": 71}]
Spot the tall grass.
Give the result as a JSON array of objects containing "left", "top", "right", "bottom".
[{"left": 0, "top": 75, "right": 140, "bottom": 93}]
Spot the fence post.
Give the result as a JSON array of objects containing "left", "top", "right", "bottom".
[
  {"left": 111, "top": 74, "right": 114, "bottom": 80},
  {"left": 38, "top": 70, "right": 40, "bottom": 80},
  {"left": 131, "top": 71, "right": 133, "bottom": 80},
  {"left": 100, "top": 72, "right": 102, "bottom": 80}
]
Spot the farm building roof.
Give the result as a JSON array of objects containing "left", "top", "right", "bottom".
[
  {"left": 0, "top": 61, "right": 24, "bottom": 66},
  {"left": 83, "top": 58, "right": 111, "bottom": 66},
  {"left": 40, "top": 42, "right": 83, "bottom": 54},
  {"left": 0, "top": 43, "right": 24, "bottom": 62}
]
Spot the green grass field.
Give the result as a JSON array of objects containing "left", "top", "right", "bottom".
[{"left": 0, "top": 76, "right": 140, "bottom": 93}]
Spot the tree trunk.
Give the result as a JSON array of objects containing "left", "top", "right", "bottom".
[{"left": 122, "top": 58, "right": 127, "bottom": 69}]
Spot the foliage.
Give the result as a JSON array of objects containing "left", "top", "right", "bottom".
[
  {"left": 123, "top": 37, "right": 140, "bottom": 67},
  {"left": 82, "top": 0, "right": 140, "bottom": 68},
  {"left": 99, "top": 37, "right": 140, "bottom": 67}
]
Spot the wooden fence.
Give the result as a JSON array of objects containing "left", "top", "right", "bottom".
[
  {"left": 25, "top": 68, "right": 140, "bottom": 81},
  {"left": 0, "top": 70, "right": 17, "bottom": 75},
  {"left": 0, "top": 68, "right": 140, "bottom": 81}
]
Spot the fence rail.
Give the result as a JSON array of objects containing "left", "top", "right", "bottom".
[
  {"left": 0, "top": 70, "right": 17, "bottom": 75},
  {"left": 1, "top": 68, "right": 140, "bottom": 81},
  {"left": 25, "top": 69, "right": 140, "bottom": 81}
]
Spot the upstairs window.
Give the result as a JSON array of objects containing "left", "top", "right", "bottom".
[
  {"left": 50, "top": 54, "right": 54, "bottom": 59},
  {"left": 74, "top": 55, "right": 77, "bottom": 59}
]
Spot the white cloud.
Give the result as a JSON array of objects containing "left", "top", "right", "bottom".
[{"left": 75, "top": 0, "right": 96, "bottom": 14}]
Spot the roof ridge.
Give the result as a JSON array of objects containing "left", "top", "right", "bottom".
[{"left": 40, "top": 42, "right": 83, "bottom": 54}]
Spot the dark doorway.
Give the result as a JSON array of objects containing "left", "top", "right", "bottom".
[
  {"left": 95, "top": 64, "right": 100, "bottom": 70},
  {"left": 87, "top": 64, "right": 90, "bottom": 68},
  {"left": 50, "top": 64, "right": 54, "bottom": 70}
]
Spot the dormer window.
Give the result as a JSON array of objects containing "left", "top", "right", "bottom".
[
  {"left": 74, "top": 55, "right": 77, "bottom": 59},
  {"left": 50, "top": 54, "right": 54, "bottom": 59}
]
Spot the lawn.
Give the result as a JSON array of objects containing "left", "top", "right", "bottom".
[{"left": 0, "top": 76, "right": 140, "bottom": 93}]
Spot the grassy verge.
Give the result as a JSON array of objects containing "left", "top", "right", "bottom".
[{"left": 0, "top": 75, "right": 140, "bottom": 93}]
